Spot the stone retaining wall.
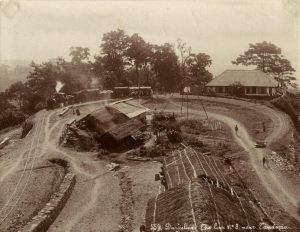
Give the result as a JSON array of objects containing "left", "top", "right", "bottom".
[{"left": 18, "top": 160, "right": 76, "bottom": 232}]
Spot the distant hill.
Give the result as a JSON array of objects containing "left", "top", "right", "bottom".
[
  {"left": 0, "top": 61, "right": 32, "bottom": 91},
  {"left": 1, "top": 59, "right": 31, "bottom": 68}
]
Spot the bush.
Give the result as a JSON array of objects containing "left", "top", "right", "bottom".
[
  {"left": 181, "top": 119, "right": 207, "bottom": 134},
  {"left": 207, "top": 88, "right": 216, "bottom": 97},
  {"left": 21, "top": 119, "right": 34, "bottom": 138},
  {"left": 0, "top": 108, "right": 26, "bottom": 130},
  {"left": 149, "top": 145, "right": 167, "bottom": 158},
  {"left": 272, "top": 96, "right": 300, "bottom": 130},
  {"left": 34, "top": 102, "right": 44, "bottom": 111},
  {"left": 97, "top": 149, "right": 109, "bottom": 159},
  {"left": 155, "top": 135, "right": 171, "bottom": 149},
  {"left": 152, "top": 113, "right": 178, "bottom": 131},
  {"left": 139, "top": 146, "right": 147, "bottom": 157},
  {"left": 184, "top": 135, "right": 204, "bottom": 147},
  {"left": 166, "top": 130, "right": 183, "bottom": 143},
  {"left": 229, "top": 82, "right": 245, "bottom": 97}
]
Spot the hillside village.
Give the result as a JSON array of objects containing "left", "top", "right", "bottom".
[
  {"left": 0, "top": 1, "right": 300, "bottom": 232},
  {"left": 1, "top": 41, "right": 300, "bottom": 232},
  {"left": 1, "top": 70, "right": 300, "bottom": 231}
]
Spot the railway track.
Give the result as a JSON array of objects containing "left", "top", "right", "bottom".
[{"left": 0, "top": 111, "right": 47, "bottom": 225}]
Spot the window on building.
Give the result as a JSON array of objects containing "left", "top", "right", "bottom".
[{"left": 257, "top": 87, "right": 267, "bottom": 94}]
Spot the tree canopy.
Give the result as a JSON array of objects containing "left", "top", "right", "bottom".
[
  {"left": 93, "top": 33, "right": 213, "bottom": 92},
  {"left": 69, "top": 46, "right": 90, "bottom": 65},
  {"left": 152, "top": 43, "right": 180, "bottom": 91},
  {"left": 99, "top": 29, "right": 130, "bottom": 83},
  {"left": 0, "top": 29, "right": 215, "bottom": 130},
  {"left": 232, "top": 41, "right": 296, "bottom": 88},
  {"left": 186, "top": 53, "right": 213, "bottom": 85}
]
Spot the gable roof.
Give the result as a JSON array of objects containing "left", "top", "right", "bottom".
[
  {"left": 107, "top": 98, "right": 149, "bottom": 118},
  {"left": 76, "top": 107, "right": 128, "bottom": 137},
  {"left": 206, "top": 70, "right": 278, "bottom": 87}
]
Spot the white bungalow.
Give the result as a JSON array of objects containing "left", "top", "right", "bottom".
[{"left": 206, "top": 70, "right": 279, "bottom": 97}]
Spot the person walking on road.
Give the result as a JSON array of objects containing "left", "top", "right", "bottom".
[
  {"left": 263, "top": 157, "right": 266, "bottom": 167},
  {"left": 263, "top": 156, "right": 270, "bottom": 169},
  {"left": 235, "top": 124, "right": 238, "bottom": 135},
  {"left": 262, "top": 121, "right": 266, "bottom": 133}
]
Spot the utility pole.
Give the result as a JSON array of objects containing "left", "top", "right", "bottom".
[
  {"left": 198, "top": 95, "right": 208, "bottom": 120},
  {"left": 137, "top": 64, "right": 140, "bottom": 103},
  {"left": 186, "top": 94, "right": 189, "bottom": 119},
  {"left": 181, "top": 93, "right": 183, "bottom": 114}
]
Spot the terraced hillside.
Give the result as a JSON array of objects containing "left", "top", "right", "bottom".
[{"left": 145, "top": 145, "right": 271, "bottom": 231}]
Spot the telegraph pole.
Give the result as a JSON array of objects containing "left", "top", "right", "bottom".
[
  {"left": 198, "top": 95, "right": 208, "bottom": 120},
  {"left": 186, "top": 93, "right": 189, "bottom": 119},
  {"left": 181, "top": 93, "right": 183, "bottom": 114}
]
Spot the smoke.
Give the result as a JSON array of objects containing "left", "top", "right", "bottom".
[{"left": 55, "top": 81, "right": 64, "bottom": 93}]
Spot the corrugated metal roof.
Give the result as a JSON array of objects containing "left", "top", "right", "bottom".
[
  {"left": 107, "top": 119, "right": 144, "bottom": 140},
  {"left": 206, "top": 70, "right": 278, "bottom": 87},
  {"left": 108, "top": 99, "right": 149, "bottom": 118}
]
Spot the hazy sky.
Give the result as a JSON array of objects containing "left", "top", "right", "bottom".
[{"left": 0, "top": 0, "right": 299, "bottom": 78}]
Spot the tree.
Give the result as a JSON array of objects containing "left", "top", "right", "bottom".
[
  {"left": 6, "top": 81, "right": 31, "bottom": 109},
  {"left": 68, "top": 47, "right": 94, "bottom": 89},
  {"left": 186, "top": 53, "right": 213, "bottom": 85},
  {"left": 126, "top": 33, "right": 151, "bottom": 88},
  {"left": 0, "top": 92, "right": 14, "bottom": 111},
  {"left": 151, "top": 43, "right": 180, "bottom": 92},
  {"left": 98, "top": 29, "right": 130, "bottom": 84},
  {"left": 69, "top": 47, "right": 90, "bottom": 65},
  {"left": 228, "top": 82, "right": 244, "bottom": 97},
  {"left": 26, "top": 57, "right": 87, "bottom": 111},
  {"left": 232, "top": 41, "right": 296, "bottom": 88},
  {"left": 176, "top": 39, "right": 191, "bottom": 89},
  {"left": 26, "top": 61, "right": 57, "bottom": 102},
  {"left": 269, "top": 57, "right": 296, "bottom": 88}
]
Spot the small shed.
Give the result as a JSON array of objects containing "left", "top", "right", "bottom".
[
  {"left": 75, "top": 98, "right": 149, "bottom": 148},
  {"left": 100, "top": 119, "right": 145, "bottom": 148}
]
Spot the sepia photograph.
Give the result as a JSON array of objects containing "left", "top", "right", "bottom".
[{"left": 0, "top": 0, "right": 299, "bottom": 231}]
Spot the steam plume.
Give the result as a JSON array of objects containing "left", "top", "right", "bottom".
[{"left": 55, "top": 81, "right": 64, "bottom": 93}]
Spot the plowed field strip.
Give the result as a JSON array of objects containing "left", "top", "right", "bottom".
[{"left": 163, "top": 158, "right": 173, "bottom": 188}]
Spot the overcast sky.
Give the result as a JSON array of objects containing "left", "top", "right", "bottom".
[{"left": 0, "top": 0, "right": 299, "bottom": 78}]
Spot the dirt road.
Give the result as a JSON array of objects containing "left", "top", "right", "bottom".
[
  {"left": 38, "top": 101, "right": 123, "bottom": 232},
  {"left": 0, "top": 98, "right": 162, "bottom": 231},
  {"left": 0, "top": 100, "right": 120, "bottom": 231},
  {"left": 165, "top": 97, "right": 300, "bottom": 222},
  {"left": 0, "top": 110, "right": 66, "bottom": 231}
]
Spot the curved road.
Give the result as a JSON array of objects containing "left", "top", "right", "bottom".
[{"left": 167, "top": 97, "right": 300, "bottom": 222}]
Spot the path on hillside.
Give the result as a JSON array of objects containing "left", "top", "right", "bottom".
[
  {"left": 44, "top": 102, "right": 121, "bottom": 232},
  {"left": 0, "top": 99, "right": 119, "bottom": 231},
  {"left": 166, "top": 97, "right": 300, "bottom": 222},
  {"left": 0, "top": 110, "right": 49, "bottom": 230}
]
